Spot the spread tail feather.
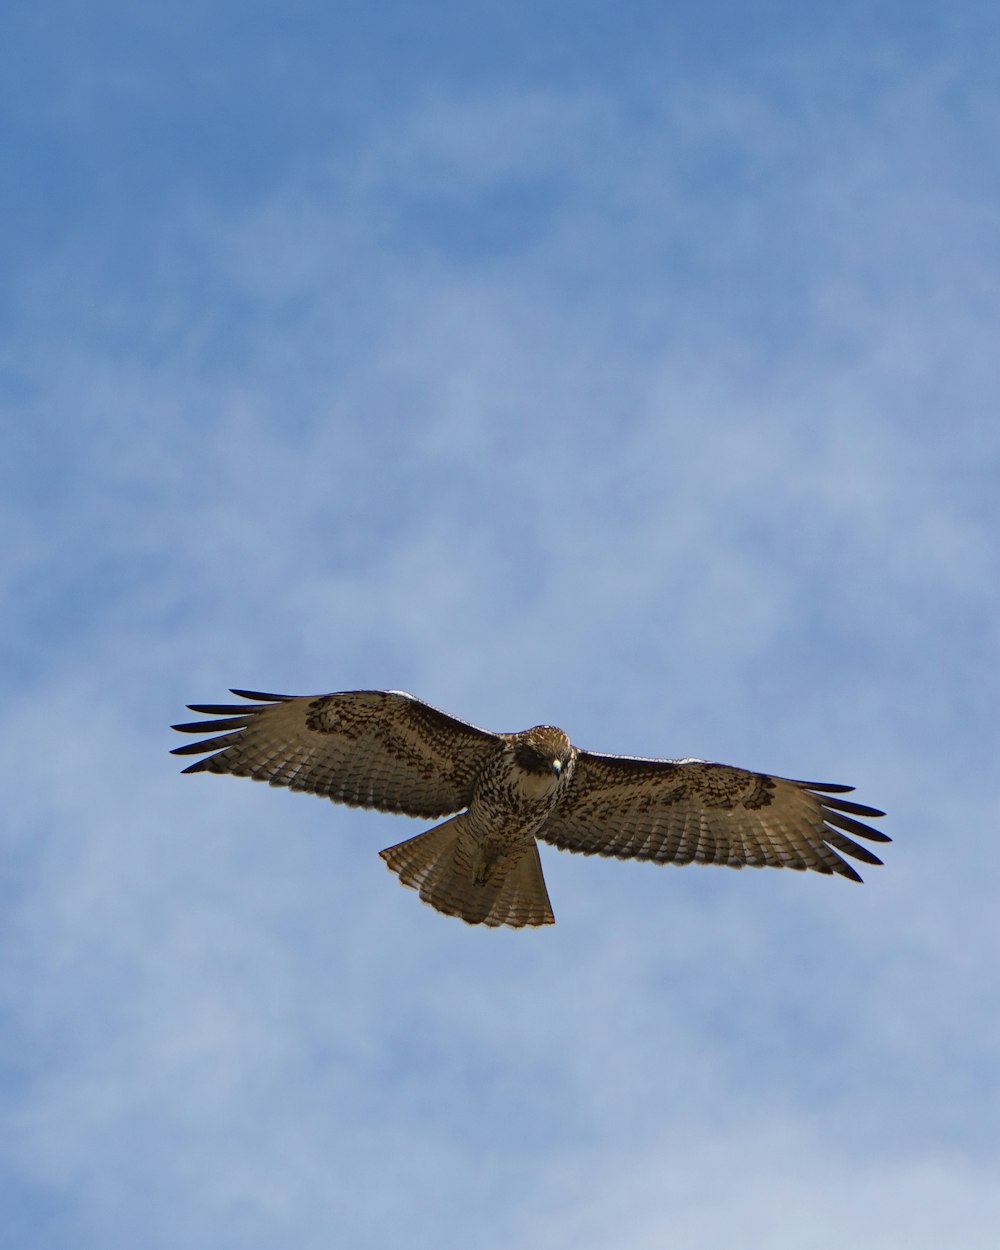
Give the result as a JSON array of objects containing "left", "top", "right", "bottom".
[{"left": 379, "top": 815, "right": 555, "bottom": 928}]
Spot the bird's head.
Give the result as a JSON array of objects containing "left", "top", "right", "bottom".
[{"left": 513, "top": 726, "right": 572, "bottom": 778}]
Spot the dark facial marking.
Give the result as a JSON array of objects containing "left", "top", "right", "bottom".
[{"left": 514, "top": 741, "right": 560, "bottom": 775}]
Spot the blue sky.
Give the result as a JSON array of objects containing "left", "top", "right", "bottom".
[{"left": 3, "top": 2, "right": 999, "bottom": 1246}]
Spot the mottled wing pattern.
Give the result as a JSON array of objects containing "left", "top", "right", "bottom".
[
  {"left": 539, "top": 751, "right": 889, "bottom": 881},
  {"left": 171, "top": 689, "right": 501, "bottom": 818}
]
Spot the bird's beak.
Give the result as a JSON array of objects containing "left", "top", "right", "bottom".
[{"left": 551, "top": 759, "right": 563, "bottom": 776}]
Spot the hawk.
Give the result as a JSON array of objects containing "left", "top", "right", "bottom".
[{"left": 171, "top": 689, "right": 889, "bottom": 928}]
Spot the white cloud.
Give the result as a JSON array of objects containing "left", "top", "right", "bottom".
[
  {"left": 528, "top": 1127, "right": 1000, "bottom": 1250},
  {"left": 3, "top": 44, "right": 999, "bottom": 1250}
]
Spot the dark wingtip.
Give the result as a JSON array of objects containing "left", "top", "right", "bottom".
[
  {"left": 229, "top": 689, "right": 290, "bottom": 702},
  {"left": 186, "top": 703, "right": 245, "bottom": 715},
  {"left": 854, "top": 826, "right": 891, "bottom": 844},
  {"left": 794, "top": 780, "right": 856, "bottom": 793},
  {"left": 173, "top": 717, "right": 250, "bottom": 734},
  {"left": 822, "top": 795, "right": 886, "bottom": 820},
  {"left": 179, "top": 758, "right": 214, "bottom": 774},
  {"left": 827, "top": 831, "right": 885, "bottom": 868}
]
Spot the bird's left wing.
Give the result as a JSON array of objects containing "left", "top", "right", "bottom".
[
  {"left": 172, "top": 689, "right": 501, "bottom": 818},
  {"left": 538, "top": 751, "right": 889, "bottom": 881}
]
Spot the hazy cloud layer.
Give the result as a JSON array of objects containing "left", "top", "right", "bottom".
[{"left": 3, "top": 8, "right": 999, "bottom": 1247}]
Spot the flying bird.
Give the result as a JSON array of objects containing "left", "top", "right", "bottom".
[{"left": 171, "top": 689, "right": 889, "bottom": 928}]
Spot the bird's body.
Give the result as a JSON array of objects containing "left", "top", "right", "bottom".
[{"left": 172, "top": 688, "right": 889, "bottom": 928}]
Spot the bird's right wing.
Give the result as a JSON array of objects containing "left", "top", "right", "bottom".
[
  {"left": 539, "top": 751, "right": 889, "bottom": 881},
  {"left": 171, "top": 689, "right": 501, "bottom": 818}
]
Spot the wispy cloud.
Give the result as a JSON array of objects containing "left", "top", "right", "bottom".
[{"left": 3, "top": 23, "right": 999, "bottom": 1248}]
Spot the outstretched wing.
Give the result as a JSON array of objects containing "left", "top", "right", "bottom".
[
  {"left": 171, "top": 689, "right": 501, "bottom": 818},
  {"left": 539, "top": 751, "right": 889, "bottom": 881}
]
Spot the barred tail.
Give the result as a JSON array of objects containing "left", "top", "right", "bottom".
[{"left": 379, "top": 815, "right": 555, "bottom": 928}]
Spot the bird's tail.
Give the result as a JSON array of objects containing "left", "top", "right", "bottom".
[{"left": 379, "top": 815, "right": 555, "bottom": 928}]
